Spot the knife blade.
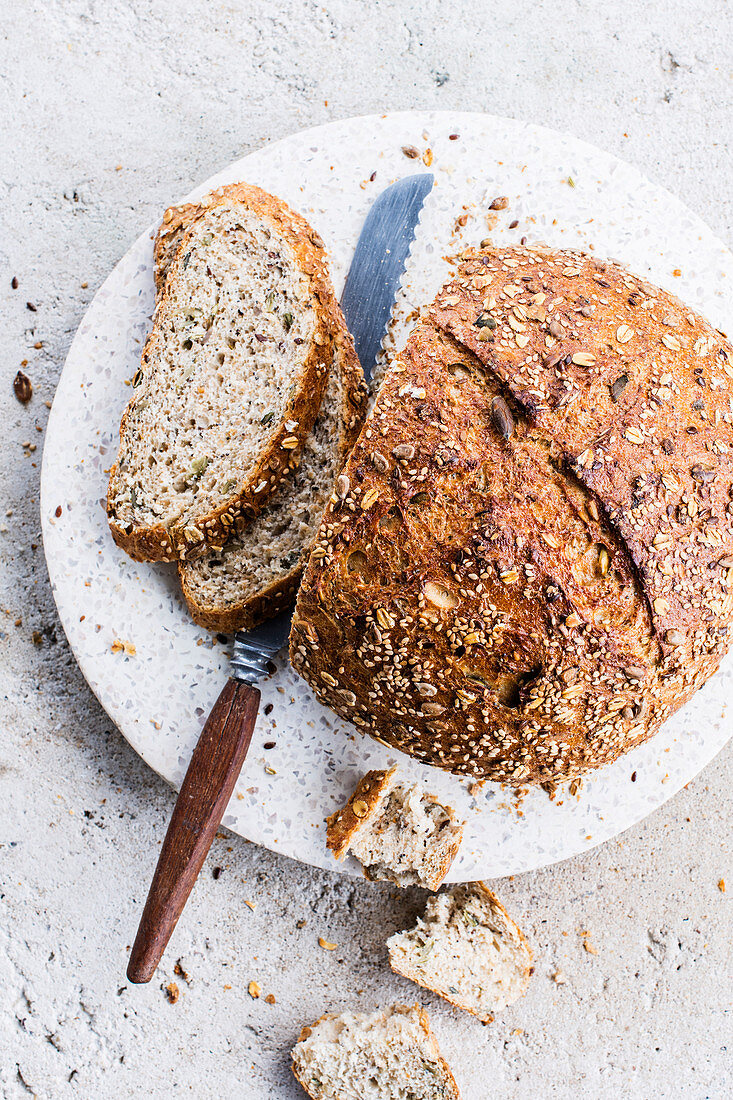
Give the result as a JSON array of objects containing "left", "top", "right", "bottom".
[
  {"left": 127, "top": 175, "right": 433, "bottom": 983},
  {"left": 340, "top": 173, "right": 433, "bottom": 382}
]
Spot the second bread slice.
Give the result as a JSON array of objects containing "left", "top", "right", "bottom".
[{"left": 178, "top": 321, "right": 366, "bottom": 633}]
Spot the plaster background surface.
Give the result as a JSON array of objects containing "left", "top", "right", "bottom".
[{"left": 0, "top": 2, "right": 730, "bottom": 1097}]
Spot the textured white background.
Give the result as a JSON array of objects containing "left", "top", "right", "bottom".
[{"left": 1, "top": 2, "right": 731, "bottom": 1098}]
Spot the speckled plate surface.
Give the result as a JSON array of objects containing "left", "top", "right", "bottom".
[{"left": 41, "top": 112, "right": 733, "bottom": 881}]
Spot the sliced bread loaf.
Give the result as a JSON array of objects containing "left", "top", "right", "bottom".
[
  {"left": 326, "top": 766, "right": 464, "bottom": 890},
  {"left": 291, "top": 1004, "right": 460, "bottom": 1100},
  {"left": 387, "top": 882, "right": 533, "bottom": 1023},
  {"left": 107, "top": 183, "right": 339, "bottom": 561},
  {"left": 177, "top": 319, "right": 366, "bottom": 632}
]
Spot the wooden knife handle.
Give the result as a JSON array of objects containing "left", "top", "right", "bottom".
[{"left": 127, "top": 678, "right": 259, "bottom": 983}]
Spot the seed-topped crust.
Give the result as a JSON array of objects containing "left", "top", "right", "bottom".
[
  {"left": 290, "top": 246, "right": 733, "bottom": 784},
  {"left": 326, "top": 766, "right": 399, "bottom": 860},
  {"left": 108, "top": 182, "right": 341, "bottom": 562}
]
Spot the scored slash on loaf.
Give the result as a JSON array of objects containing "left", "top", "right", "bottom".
[
  {"left": 107, "top": 183, "right": 344, "bottom": 562},
  {"left": 290, "top": 245, "right": 733, "bottom": 784}
]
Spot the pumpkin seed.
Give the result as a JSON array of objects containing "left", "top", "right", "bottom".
[
  {"left": 610, "top": 373, "right": 628, "bottom": 402},
  {"left": 491, "top": 395, "right": 515, "bottom": 439}
]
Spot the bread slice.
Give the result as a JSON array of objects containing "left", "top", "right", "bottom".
[
  {"left": 326, "top": 766, "right": 464, "bottom": 890},
  {"left": 291, "top": 1004, "right": 460, "bottom": 1100},
  {"left": 387, "top": 883, "right": 533, "bottom": 1024},
  {"left": 107, "top": 183, "right": 339, "bottom": 561},
  {"left": 177, "top": 320, "right": 366, "bottom": 632}
]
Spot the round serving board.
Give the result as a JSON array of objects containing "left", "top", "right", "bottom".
[{"left": 41, "top": 112, "right": 733, "bottom": 881}]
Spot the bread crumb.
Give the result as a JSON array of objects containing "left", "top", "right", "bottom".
[
  {"left": 718, "top": 878, "right": 726, "bottom": 892},
  {"left": 164, "top": 982, "right": 179, "bottom": 1004},
  {"left": 173, "top": 960, "right": 190, "bottom": 984},
  {"left": 318, "top": 936, "right": 337, "bottom": 951},
  {"left": 244, "top": 899, "right": 256, "bottom": 910},
  {"left": 581, "top": 932, "right": 598, "bottom": 955},
  {"left": 111, "top": 639, "right": 136, "bottom": 655},
  {"left": 265, "top": 993, "right": 276, "bottom": 1004},
  {"left": 552, "top": 970, "right": 567, "bottom": 984},
  {"left": 248, "top": 981, "right": 261, "bottom": 998}
]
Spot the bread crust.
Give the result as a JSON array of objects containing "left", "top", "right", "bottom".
[
  {"left": 290, "top": 246, "right": 733, "bottom": 783},
  {"left": 388, "top": 882, "right": 532, "bottom": 1023},
  {"left": 326, "top": 765, "right": 399, "bottom": 860},
  {"left": 107, "top": 182, "right": 341, "bottom": 562},
  {"left": 291, "top": 1004, "right": 461, "bottom": 1100},
  {"left": 177, "top": 318, "right": 367, "bottom": 632}
]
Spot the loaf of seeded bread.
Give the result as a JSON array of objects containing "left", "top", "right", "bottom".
[
  {"left": 326, "top": 766, "right": 464, "bottom": 889},
  {"left": 107, "top": 183, "right": 340, "bottom": 561},
  {"left": 177, "top": 318, "right": 366, "bottom": 631},
  {"left": 387, "top": 882, "right": 532, "bottom": 1023},
  {"left": 290, "top": 245, "right": 733, "bottom": 783},
  {"left": 291, "top": 1004, "right": 460, "bottom": 1099}
]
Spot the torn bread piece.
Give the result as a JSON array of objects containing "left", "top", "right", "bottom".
[
  {"left": 291, "top": 1004, "right": 460, "bottom": 1100},
  {"left": 387, "top": 882, "right": 533, "bottom": 1023},
  {"left": 326, "top": 767, "right": 464, "bottom": 890}
]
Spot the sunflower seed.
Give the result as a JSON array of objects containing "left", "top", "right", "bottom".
[{"left": 335, "top": 473, "right": 350, "bottom": 498}]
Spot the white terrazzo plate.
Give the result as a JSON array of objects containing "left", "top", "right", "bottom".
[{"left": 41, "top": 112, "right": 733, "bottom": 881}]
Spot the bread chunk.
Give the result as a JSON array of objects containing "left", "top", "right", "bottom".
[
  {"left": 326, "top": 767, "right": 464, "bottom": 889},
  {"left": 108, "top": 183, "right": 338, "bottom": 561},
  {"left": 291, "top": 1004, "right": 460, "bottom": 1100},
  {"left": 178, "top": 320, "right": 366, "bottom": 632},
  {"left": 388, "top": 882, "right": 532, "bottom": 1023},
  {"left": 291, "top": 246, "right": 733, "bottom": 783}
]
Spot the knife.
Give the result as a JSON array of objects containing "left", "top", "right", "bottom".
[{"left": 126, "top": 173, "right": 433, "bottom": 983}]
